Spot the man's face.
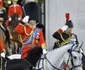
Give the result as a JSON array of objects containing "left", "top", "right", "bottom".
[
  {"left": 29, "top": 20, "right": 36, "bottom": 26},
  {"left": 66, "top": 27, "right": 73, "bottom": 34}
]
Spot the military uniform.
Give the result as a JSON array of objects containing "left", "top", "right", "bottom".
[
  {"left": 15, "top": 2, "right": 46, "bottom": 60},
  {"left": 0, "top": 7, "right": 8, "bottom": 26},
  {"left": 15, "top": 23, "right": 46, "bottom": 59},
  {"left": 0, "top": 38, "right": 5, "bottom": 52},
  {"left": 8, "top": 1, "right": 23, "bottom": 18},
  {"left": 53, "top": 29, "right": 78, "bottom": 49},
  {"left": 0, "top": 0, "right": 10, "bottom": 47},
  {"left": 53, "top": 20, "right": 78, "bottom": 49}
]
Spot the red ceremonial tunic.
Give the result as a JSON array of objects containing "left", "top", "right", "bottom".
[
  {"left": 15, "top": 23, "right": 46, "bottom": 59},
  {"left": 8, "top": 4, "right": 23, "bottom": 18}
]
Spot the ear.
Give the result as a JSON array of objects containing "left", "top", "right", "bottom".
[
  {"left": 71, "top": 44, "right": 75, "bottom": 50},
  {"left": 73, "top": 44, "right": 79, "bottom": 50},
  {"left": 79, "top": 42, "right": 83, "bottom": 48},
  {"left": 76, "top": 42, "right": 83, "bottom": 50}
]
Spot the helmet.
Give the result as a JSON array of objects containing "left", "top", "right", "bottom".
[
  {"left": 23, "top": 2, "right": 39, "bottom": 22},
  {"left": 65, "top": 20, "right": 73, "bottom": 28}
]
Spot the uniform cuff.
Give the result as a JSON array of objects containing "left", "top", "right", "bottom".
[{"left": 42, "top": 43, "right": 46, "bottom": 49}]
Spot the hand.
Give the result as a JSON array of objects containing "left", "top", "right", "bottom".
[
  {"left": 22, "top": 16, "right": 29, "bottom": 23},
  {"left": 18, "top": 17, "right": 21, "bottom": 20},
  {"left": 61, "top": 25, "right": 68, "bottom": 32},
  {"left": 43, "top": 49, "right": 47, "bottom": 54},
  {"left": 9, "top": 17, "right": 11, "bottom": 21},
  {"left": 0, "top": 17, "right": 4, "bottom": 21},
  {"left": 0, "top": 52, "right": 5, "bottom": 58}
]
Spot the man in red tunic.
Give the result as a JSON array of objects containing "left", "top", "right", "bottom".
[
  {"left": 8, "top": 0, "right": 23, "bottom": 20},
  {"left": 0, "top": 38, "right": 5, "bottom": 58},
  {"left": 15, "top": 2, "right": 47, "bottom": 66}
]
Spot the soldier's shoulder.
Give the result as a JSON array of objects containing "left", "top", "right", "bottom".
[{"left": 2, "top": 7, "right": 6, "bottom": 10}]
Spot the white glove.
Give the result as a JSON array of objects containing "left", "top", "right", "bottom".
[
  {"left": 22, "top": 16, "right": 29, "bottom": 23},
  {"left": 1, "top": 52, "right": 5, "bottom": 58},
  {"left": 61, "top": 25, "right": 68, "bottom": 32},
  {"left": 43, "top": 49, "right": 47, "bottom": 54},
  {"left": 18, "top": 17, "right": 21, "bottom": 20},
  {"left": 9, "top": 17, "right": 11, "bottom": 21}
]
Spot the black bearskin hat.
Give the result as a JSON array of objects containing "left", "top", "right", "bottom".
[
  {"left": 23, "top": 2, "right": 39, "bottom": 22},
  {"left": 65, "top": 20, "right": 73, "bottom": 28}
]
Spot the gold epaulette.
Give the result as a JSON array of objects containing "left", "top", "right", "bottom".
[
  {"left": 0, "top": 7, "right": 6, "bottom": 11},
  {"left": 2, "top": 7, "right": 6, "bottom": 10}
]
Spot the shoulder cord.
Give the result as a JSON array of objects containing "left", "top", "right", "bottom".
[
  {"left": 58, "top": 32, "right": 71, "bottom": 46},
  {"left": 19, "top": 26, "right": 34, "bottom": 44},
  {"left": 24, "top": 26, "right": 34, "bottom": 36},
  {"left": 19, "top": 33, "right": 33, "bottom": 44}
]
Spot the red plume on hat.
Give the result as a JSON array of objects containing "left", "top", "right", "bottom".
[
  {"left": 0, "top": 0, "right": 3, "bottom": 8},
  {"left": 65, "top": 13, "right": 70, "bottom": 21},
  {"left": 65, "top": 13, "right": 73, "bottom": 28}
]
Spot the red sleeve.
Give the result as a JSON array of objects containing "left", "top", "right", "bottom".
[
  {"left": 0, "top": 39, "right": 5, "bottom": 52},
  {"left": 5, "top": 20, "right": 9, "bottom": 27},
  {"left": 39, "top": 29, "right": 46, "bottom": 45},
  {"left": 18, "top": 5, "right": 23, "bottom": 18},
  {"left": 15, "top": 23, "right": 24, "bottom": 34},
  {"left": 57, "top": 28, "right": 63, "bottom": 34},
  {"left": 8, "top": 6, "right": 12, "bottom": 17}
]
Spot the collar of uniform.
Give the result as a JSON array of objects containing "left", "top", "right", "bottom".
[{"left": 25, "top": 22, "right": 36, "bottom": 28}]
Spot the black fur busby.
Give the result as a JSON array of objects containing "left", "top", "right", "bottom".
[
  {"left": 23, "top": 2, "right": 39, "bottom": 22},
  {"left": 65, "top": 20, "right": 73, "bottom": 28}
]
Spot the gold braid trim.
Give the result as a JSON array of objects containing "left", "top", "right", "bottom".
[
  {"left": 0, "top": 22, "right": 6, "bottom": 30},
  {"left": 24, "top": 26, "right": 34, "bottom": 36},
  {"left": 58, "top": 38, "right": 71, "bottom": 47},
  {"left": 58, "top": 32, "right": 71, "bottom": 47},
  {"left": 19, "top": 33, "right": 33, "bottom": 44},
  {"left": 19, "top": 25, "right": 36, "bottom": 44}
]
